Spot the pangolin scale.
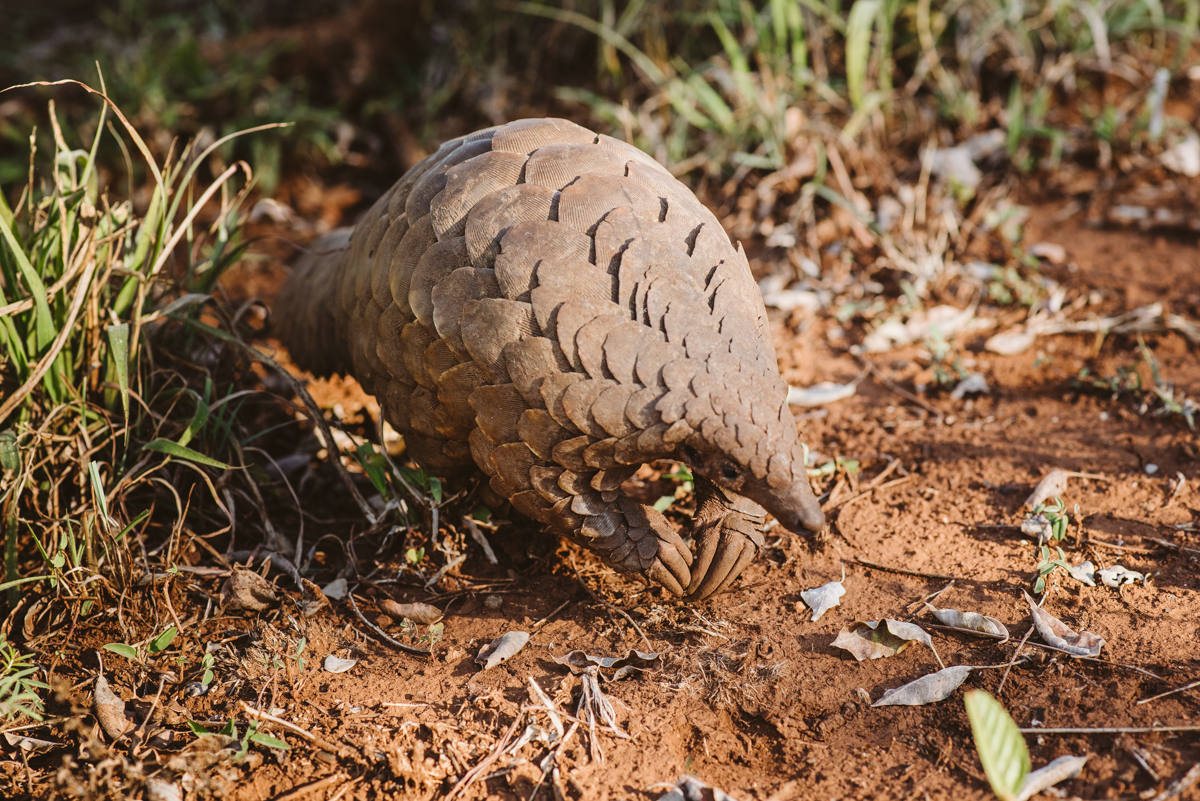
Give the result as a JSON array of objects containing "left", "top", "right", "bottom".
[{"left": 275, "top": 118, "right": 825, "bottom": 600}]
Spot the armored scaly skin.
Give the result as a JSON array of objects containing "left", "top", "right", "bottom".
[{"left": 275, "top": 118, "right": 825, "bottom": 599}]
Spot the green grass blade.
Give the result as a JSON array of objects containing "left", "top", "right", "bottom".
[
  {"left": 143, "top": 439, "right": 231, "bottom": 470},
  {"left": 0, "top": 212, "right": 55, "bottom": 354},
  {"left": 846, "top": 0, "right": 881, "bottom": 109},
  {"left": 965, "top": 690, "right": 1030, "bottom": 801},
  {"left": 105, "top": 323, "right": 130, "bottom": 431}
]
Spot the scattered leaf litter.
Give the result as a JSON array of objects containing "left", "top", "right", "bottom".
[
  {"left": 475, "top": 631, "right": 529, "bottom": 670},
  {"left": 872, "top": 665, "right": 973, "bottom": 707},
  {"left": 93, "top": 674, "right": 132, "bottom": 740},
  {"left": 1023, "top": 591, "right": 1105, "bottom": 657},
  {"left": 381, "top": 600, "right": 442, "bottom": 624},
  {"left": 323, "top": 655, "right": 357, "bottom": 673},
  {"left": 1066, "top": 560, "right": 1097, "bottom": 586},
  {"left": 832, "top": 619, "right": 943, "bottom": 667},
  {"left": 1097, "top": 565, "right": 1144, "bottom": 587},
  {"left": 801, "top": 566, "right": 847, "bottom": 622},
  {"left": 925, "top": 603, "right": 1009, "bottom": 639},
  {"left": 553, "top": 649, "right": 663, "bottom": 681},
  {"left": 950, "top": 373, "right": 990, "bottom": 400},
  {"left": 787, "top": 381, "right": 858, "bottom": 407},
  {"left": 1025, "top": 468, "right": 1108, "bottom": 508},
  {"left": 1016, "top": 756, "right": 1090, "bottom": 801},
  {"left": 321, "top": 577, "right": 348, "bottom": 600},
  {"left": 657, "top": 775, "right": 742, "bottom": 801},
  {"left": 220, "top": 569, "right": 278, "bottom": 612}
]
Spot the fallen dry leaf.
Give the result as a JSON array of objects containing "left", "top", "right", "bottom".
[
  {"left": 925, "top": 603, "right": 1009, "bottom": 639},
  {"left": 380, "top": 600, "right": 442, "bottom": 624},
  {"left": 1025, "top": 469, "right": 1070, "bottom": 509},
  {"left": 1015, "top": 755, "right": 1089, "bottom": 801},
  {"left": 323, "top": 655, "right": 357, "bottom": 673},
  {"left": 872, "top": 665, "right": 973, "bottom": 707},
  {"left": 1066, "top": 560, "right": 1097, "bottom": 587},
  {"left": 1022, "top": 591, "right": 1105, "bottom": 657},
  {"left": 801, "top": 573, "right": 846, "bottom": 622},
  {"left": 94, "top": 674, "right": 132, "bottom": 740},
  {"left": 322, "top": 578, "right": 348, "bottom": 600},
  {"left": 553, "top": 649, "right": 663, "bottom": 681},
  {"left": 1097, "top": 565, "right": 1144, "bottom": 587},
  {"left": 220, "top": 569, "right": 277, "bottom": 612},
  {"left": 299, "top": 578, "right": 329, "bottom": 617},
  {"left": 476, "top": 631, "right": 529, "bottom": 670},
  {"left": 832, "top": 619, "right": 942, "bottom": 666}
]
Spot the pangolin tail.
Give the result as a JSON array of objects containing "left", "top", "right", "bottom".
[{"left": 272, "top": 228, "right": 353, "bottom": 379}]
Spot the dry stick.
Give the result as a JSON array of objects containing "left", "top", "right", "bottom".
[
  {"left": 570, "top": 556, "right": 652, "bottom": 651},
  {"left": 345, "top": 588, "right": 430, "bottom": 657},
  {"left": 1019, "top": 725, "right": 1200, "bottom": 735},
  {"left": 831, "top": 474, "right": 915, "bottom": 513},
  {"left": 1150, "top": 762, "right": 1200, "bottom": 801},
  {"left": 240, "top": 702, "right": 344, "bottom": 754},
  {"left": 848, "top": 558, "right": 954, "bottom": 581},
  {"left": 445, "top": 713, "right": 524, "bottom": 801},
  {"left": 1138, "top": 679, "right": 1200, "bottom": 705},
  {"left": 270, "top": 773, "right": 348, "bottom": 801},
  {"left": 531, "top": 600, "right": 572, "bottom": 631},
  {"left": 998, "top": 626, "right": 1035, "bottom": 695}
]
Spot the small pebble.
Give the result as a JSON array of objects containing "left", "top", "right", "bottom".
[
  {"left": 1099, "top": 412, "right": 1109, "bottom": 421},
  {"left": 1145, "top": 464, "right": 1159, "bottom": 475},
  {"left": 484, "top": 594, "right": 504, "bottom": 610}
]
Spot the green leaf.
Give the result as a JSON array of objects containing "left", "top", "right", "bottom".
[
  {"left": 143, "top": 438, "right": 230, "bottom": 469},
  {"left": 103, "top": 643, "right": 138, "bottom": 660},
  {"left": 148, "top": 626, "right": 177, "bottom": 654},
  {"left": 653, "top": 496, "right": 674, "bottom": 513},
  {"left": 187, "top": 721, "right": 213, "bottom": 736},
  {"left": 105, "top": 323, "right": 130, "bottom": 429},
  {"left": 0, "top": 430, "right": 18, "bottom": 471},
  {"left": 249, "top": 732, "right": 290, "bottom": 750},
  {"left": 845, "top": 0, "right": 881, "bottom": 109},
  {"left": 965, "top": 690, "right": 1031, "bottom": 801},
  {"left": 202, "top": 669, "right": 214, "bottom": 685},
  {"left": 428, "top": 476, "right": 443, "bottom": 504}
]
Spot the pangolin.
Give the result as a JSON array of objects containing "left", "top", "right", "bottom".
[{"left": 274, "top": 118, "right": 825, "bottom": 600}]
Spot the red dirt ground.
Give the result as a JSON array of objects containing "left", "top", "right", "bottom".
[{"left": 15, "top": 196, "right": 1198, "bottom": 801}]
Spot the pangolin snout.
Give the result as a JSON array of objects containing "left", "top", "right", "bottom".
[{"left": 756, "top": 478, "right": 826, "bottom": 536}]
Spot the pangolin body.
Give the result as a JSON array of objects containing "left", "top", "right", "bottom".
[{"left": 275, "top": 118, "right": 825, "bottom": 600}]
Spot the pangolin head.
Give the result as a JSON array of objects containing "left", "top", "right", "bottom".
[{"left": 676, "top": 390, "right": 825, "bottom": 537}]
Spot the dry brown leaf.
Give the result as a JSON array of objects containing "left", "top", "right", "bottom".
[
  {"left": 832, "top": 619, "right": 942, "bottom": 666},
  {"left": 94, "top": 674, "right": 132, "bottom": 740},
  {"left": 872, "top": 665, "right": 972, "bottom": 707},
  {"left": 220, "top": 569, "right": 277, "bottom": 612},
  {"left": 1025, "top": 469, "right": 1070, "bottom": 509},
  {"left": 1015, "top": 755, "right": 1089, "bottom": 801},
  {"left": 553, "top": 649, "right": 663, "bottom": 681},
  {"left": 475, "top": 631, "right": 529, "bottom": 670},
  {"left": 380, "top": 600, "right": 442, "bottom": 625},
  {"left": 299, "top": 578, "right": 330, "bottom": 617},
  {"left": 1022, "top": 591, "right": 1105, "bottom": 657},
  {"left": 925, "top": 603, "right": 1009, "bottom": 639}
]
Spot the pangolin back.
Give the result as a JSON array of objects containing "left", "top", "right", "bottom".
[{"left": 275, "top": 118, "right": 825, "bottom": 600}]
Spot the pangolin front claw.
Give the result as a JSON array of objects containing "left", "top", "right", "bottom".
[{"left": 685, "top": 523, "right": 759, "bottom": 600}]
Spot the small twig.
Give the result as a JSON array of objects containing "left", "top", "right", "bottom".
[
  {"left": 907, "top": 580, "right": 955, "bottom": 613},
  {"left": 1138, "top": 679, "right": 1200, "bottom": 705},
  {"left": 1086, "top": 537, "right": 1162, "bottom": 555},
  {"left": 532, "top": 600, "right": 572, "bottom": 631},
  {"left": 346, "top": 587, "right": 430, "bottom": 657},
  {"left": 1019, "top": 725, "right": 1200, "bottom": 735},
  {"left": 271, "top": 773, "right": 348, "bottom": 801},
  {"left": 829, "top": 474, "right": 915, "bottom": 512},
  {"left": 998, "top": 626, "right": 1034, "bottom": 695},
  {"left": 848, "top": 558, "right": 954, "bottom": 581},
  {"left": 240, "top": 702, "right": 344, "bottom": 754},
  {"left": 465, "top": 517, "right": 499, "bottom": 565},
  {"left": 1149, "top": 762, "right": 1200, "bottom": 801},
  {"left": 445, "top": 713, "right": 524, "bottom": 801}
]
